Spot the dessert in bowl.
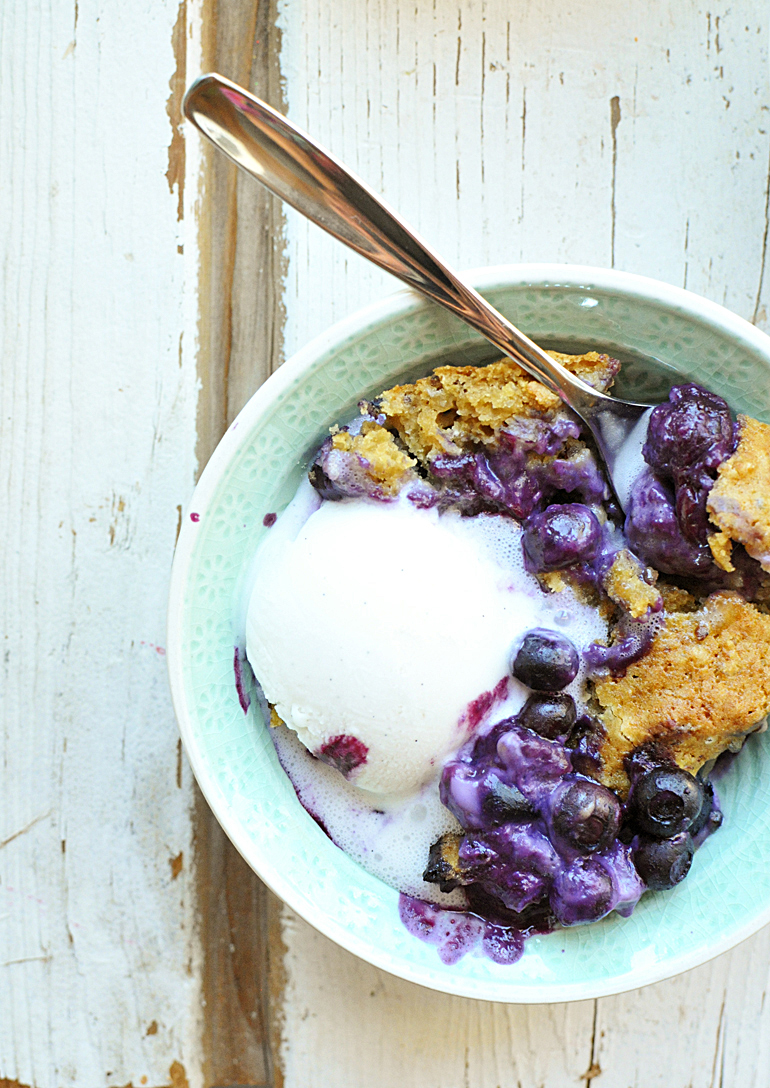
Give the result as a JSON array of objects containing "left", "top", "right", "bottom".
[{"left": 168, "top": 265, "right": 770, "bottom": 1002}]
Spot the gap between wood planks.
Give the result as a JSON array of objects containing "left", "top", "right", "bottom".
[{"left": 184, "top": 0, "right": 287, "bottom": 1084}]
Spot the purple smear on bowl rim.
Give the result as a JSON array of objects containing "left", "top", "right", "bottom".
[{"left": 233, "top": 646, "right": 251, "bottom": 714}]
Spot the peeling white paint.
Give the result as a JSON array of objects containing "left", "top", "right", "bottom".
[{"left": 0, "top": 0, "right": 204, "bottom": 1084}]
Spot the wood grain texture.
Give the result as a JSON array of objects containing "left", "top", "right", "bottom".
[
  {"left": 268, "top": 2, "right": 770, "bottom": 1085},
  {"left": 195, "top": 0, "right": 287, "bottom": 469},
  {"left": 278, "top": 0, "right": 770, "bottom": 359},
  {"left": 192, "top": 1, "right": 285, "bottom": 1085},
  {"left": 0, "top": 0, "right": 201, "bottom": 1084}
]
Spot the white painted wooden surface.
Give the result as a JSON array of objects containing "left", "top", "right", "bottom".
[
  {"left": 273, "top": 2, "right": 770, "bottom": 1086},
  {"left": 6, "top": 0, "right": 770, "bottom": 1085},
  {"left": 1, "top": 1, "right": 204, "bottom": 1084}
]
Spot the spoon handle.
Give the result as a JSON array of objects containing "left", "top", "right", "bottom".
[{"left": 183, "top": 73, "right": 607, "bottom": 412}]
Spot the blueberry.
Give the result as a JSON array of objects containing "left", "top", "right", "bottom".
[
  {"left": 518, "top": 692, "right": 577, "bottom": 740},
  {"left": 512, "top": 630, "right": 579, "bottom": 691},
  {"left": 522, "top": 504, "right": 602, "bottom": 572},
  {"left": 643, "top": 383, "right": 734, "bottom": 484},
  {"left": 549, "top": 779, "right": 621, "bottom": 854},
  {"left": 550, "top": 857, "right": 614, "bottom": 925},
  {"left": 625, "top": 470, "right": 715, "bottom": 576},
  {"left": 565, "top": 716, "right": 605, "bottom": 778},
  {"left": 632, "top": 832, "right": 694, "bottom": 890},
  {"left": 308, "top": 461, "right": 344, "bottom": 500},
  {"left": 623, "top": 741, "right": 676, "bottom": 781},
  {"left": 481, "top": 775, "right": 537, "bottom": 825},
  {"left": 642, "top": 384, "right": 735, "bottom": 546},
  {"left": 689, "top": 777, "right": 723, "bottom": 838},
  {"left": 629, "top": 766, "right": 704, "bottom": 838}
]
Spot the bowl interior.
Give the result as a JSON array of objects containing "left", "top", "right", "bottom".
[{"left": 169, "top": 266, "right": 770, "bottom": 1002}]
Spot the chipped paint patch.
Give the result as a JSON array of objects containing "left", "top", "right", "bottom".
[
  {"left": 166, "top": 2, "right": 187, "bottom": 222},
  {"left": 168, "top": 1061, "right": 189, "bottom": 1088}
]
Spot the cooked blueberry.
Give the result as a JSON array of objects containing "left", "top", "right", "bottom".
[
  {"left": 689, "top": 777, "right": 723, "bottom": 838},
  {"left": 549, "top": 779, "right": 621, "bottom": 854},
  {"left": 565, "top": 716, "right": 605, "bottom": 778},
  {"left": 522, "top": 504, "right": 601, "bottom": 572},
  {"left": 519, "top": 692, "right": 577, "bottom": 739},
  {"left": 623, "top": 741, "right": 677, "bottom": 781},
  {"left": 643, "top": 383, "right": 734, "bottom": 485},
  {"left": 481, "top": 775, "right": 537, "bottom": 824},
  {"left": 625, "top": 470, "right": 715, "bottom": 576},
  {"left": 512, "top": 630, "right": 579, "bottom": 691},
  {"left": 632, "top": 832, "right": 694, "bottom": 890},
  {"left": 641, "top": 384, "right": 735, "bottom": 546},
  {"left": 308, "top": 461, "right": 344, "bottom": 500},
  {"left": 629, "top": 766, "right": 704, "bottom": 837},
  {"left": 550, "top": 857, "right": 614, "bottom": 925}
]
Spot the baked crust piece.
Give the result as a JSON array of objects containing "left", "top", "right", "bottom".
[
  {"left": 330, "top": 423, "right": 416, "bottom": 495},
  {"left": 378, "top": 351, "right": 620, "bottom": 462},
  {"left": 594, "top": 591, "right": 770, "bottom": 795},
  {"left": 707, "top": 414, "right": 770, "bottom": 571},
  {"left": 602, "top": 549, "right": 662, "bottom": 619},
  {"left": 707, "top": 529, "right": 735, "bottom": 572}
]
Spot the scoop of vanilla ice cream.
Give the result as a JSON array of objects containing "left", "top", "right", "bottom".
[{"left": 246, "top": 494, "right": 605, "bottom": 797}]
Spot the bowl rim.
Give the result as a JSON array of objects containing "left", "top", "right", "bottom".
[{"left": 168, "top": 263, "right": 770, "bottom": 1002}]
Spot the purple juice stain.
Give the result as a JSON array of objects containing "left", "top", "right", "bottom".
[
  {"left": 233, "top": 647, "right": 251, "bottom": 714},
  {"left": 263, "top": 511, "right": 277, "bottom": 527},
  {"left": 317, "top": 734, "right": 369, "bottom": 778},
  {"left": 398, "top": 894, "right": 526, "bottom": 966},
  {"left": 462, "top": 676, "right": 510, "bottom": 732}
]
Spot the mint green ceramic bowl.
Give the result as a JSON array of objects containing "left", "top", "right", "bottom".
[{"left": 167, "top": 265, "right": 770, "bottom": 1002}]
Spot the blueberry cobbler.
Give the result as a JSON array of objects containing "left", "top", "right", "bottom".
[{"left": 245, "top": 351, "right": 770, "bottom": 967}]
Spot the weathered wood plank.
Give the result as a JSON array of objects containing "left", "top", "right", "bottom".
[
  {"left": 192, "top": 1, "right": 285, "bottom": 1085},
  {"left": 0, "top": 0, "right": 201, "bottom": 1084}
]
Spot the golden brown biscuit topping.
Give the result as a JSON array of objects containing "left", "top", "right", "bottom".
[
  {"left": 707, "top": 414, "right": 770, "bottom": 571},
  {"left": 378, "top": 352, "right": 619, "bottom": 462},
  {"left": 331, "top": 423, "right": 416, "bottom": 495},
  {"left": 594, "top": 592, "right": 770, "bottom": 795},
  {"left": 601, "top": 550, "right": 662, "bottom": 619}
]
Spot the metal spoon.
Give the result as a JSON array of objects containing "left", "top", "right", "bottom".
[{"left": 183, "top": 73, "right": 653, "bottom": 510}]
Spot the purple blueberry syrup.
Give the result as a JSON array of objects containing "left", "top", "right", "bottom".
[
  {"left": 583, "top": 615, "right": 658, "bottom": 677},
  {"left": 317, "top": 734, "right": 369, "bottom": 778},
  {"left": 233, "top": 646, "right": 251, "bottom": 714},
  {"left": 399, "top": 892, "right": 530, "bottom": 965}
]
